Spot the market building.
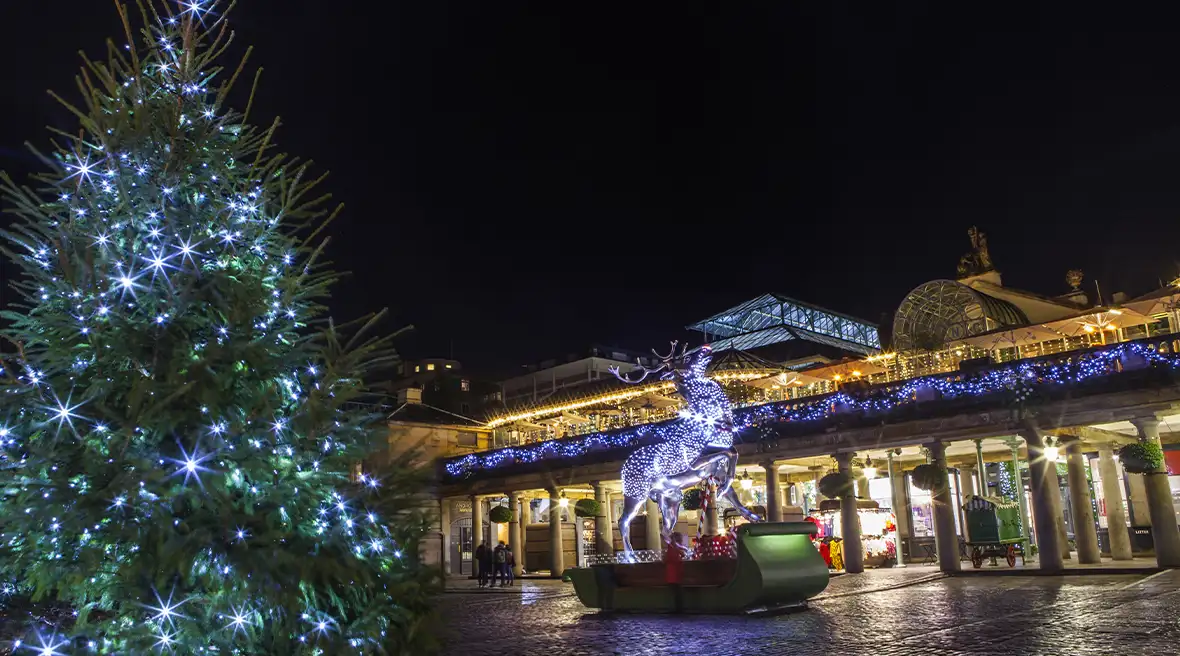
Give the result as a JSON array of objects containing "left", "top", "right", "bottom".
[{"left": 408, "top": 230, "right": 1180, "bottom": 578}]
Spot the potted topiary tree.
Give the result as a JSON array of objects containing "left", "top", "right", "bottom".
[
  {"left": 819, "top": 472, "right": 854, "bottom": 499},
  {"left": 910, "top": 463, "right": 945, "bottom": 492},
  {"left": 489, "top": 505, "right": 513, "bottom": 524},
  {"left": 1118, "top": 441, "right": 1164, "bottom": 474},
  {"left": 574, "top": 498, "right": 602, "bottom": 518}
]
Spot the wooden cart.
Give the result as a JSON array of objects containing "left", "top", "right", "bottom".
[
  {"left": 965, "top": 538, "right": 1024, "bottom": 568},
  {"left": 962, "top": 495, "right": 1025, "bottom": 569}
]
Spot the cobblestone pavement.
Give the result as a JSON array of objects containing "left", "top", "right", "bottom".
[{"left": 437, "top": 569, "right": 1180, "bottom": 655}]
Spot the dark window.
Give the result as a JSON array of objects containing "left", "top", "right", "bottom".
[{"left": 456, "top": 432, "right": 478, "bottom": 447}]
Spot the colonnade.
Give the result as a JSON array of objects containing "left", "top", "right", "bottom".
[{"left": 449, "top": 415, "right": 1180, "bottom": 578}]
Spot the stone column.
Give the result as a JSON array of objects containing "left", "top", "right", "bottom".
[
  {"left": 519, "top": 497, "right": 529, "bottom": 573},
  {"left": 886, "top": 452, "right": 908, "bottom": 566},
  {"left": 1131, "top": 417, "right": 1180, "bottom": 567},
  {"left": 855, "top": 469, "right": 871, "bottom": 500},
  {"left": 470, "top": 495, "right": 484, "bottom": 578},
  {"left": 645, "top": 498, "right": 663, "bottom": 549},
  {"left": 548, "top": 488, "right": 564, "bottom": 577},
  {"left": 887, "top": 455, "right": 912, "bottom": 538},
  {"left": 592, "top": 482, "right": 613, "bottom": 557},
  {"left": 1097, "top": 445, "right": 1133, "bottom": 561},
  {"left": 959, "top": 463, "right": 976, "bottom": 500},
  {"left": 440, "top": 498, "right": 452, "bottom": 579},
  {"left": 1021, "top": 427, "right": 1063, "bottom": 572},
  {"left": 1004, "top": 438, "right": 1033, "bottom": 547},
  {"left": 1127, "top": 473, "right": 1150, "bottom": 526},
  {"left": 1064, "top": 440, "right": 1101, "bottom": 564},
  {"left": 975, "top": 439, "right": 987, "bottom": 496},
  {"left": 508, "top": 491, "right": 524, "bottom": 576},
  {"left": 763, "top": 461, "right": 783, "bottom": 522},
  {"left": 811, "top": 466, "right": 827, "bottom": 504},
  {"left": 836, "top": 453, "right": 864, "bottom": 573},
  {"left": 928, "top": 441, "right": 961, "bottom": 573},
  {"left": 955, "top": 465, "right": 971, "bottom": 535}
]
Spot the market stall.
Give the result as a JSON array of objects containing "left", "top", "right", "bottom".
[{"left": 809, "top": 500, "right": 898, "bottom": 569}]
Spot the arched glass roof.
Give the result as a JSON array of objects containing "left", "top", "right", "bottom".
[{"left": 891, "top": 280, "right": 1029, "bottom": 352}]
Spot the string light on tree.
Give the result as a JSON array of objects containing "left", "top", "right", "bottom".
[{"left": 0, "top": 1, "right": 436, "bottom": 652}]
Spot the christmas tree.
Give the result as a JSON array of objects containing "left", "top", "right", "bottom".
[{"left": 0, "top": 1, "right": 437, "bottom": 653}]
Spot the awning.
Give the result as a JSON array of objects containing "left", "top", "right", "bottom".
[
  {"left": 1043, "top": 307, "right": 1154, "bottom": 338},
  {"left": 619, "top": 392, "right": 680, "bottom": 409},
  {"left": 951, "top": 324, "right": 1066, "bottom": 350}
]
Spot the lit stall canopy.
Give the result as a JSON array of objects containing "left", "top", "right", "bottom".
[
  {"left": 536, "top": 411, "right": 592, "bottom": 426},
  {"left": 619, "top": 392, "right": 679, "bottom": 409},
  {"left": 802, "top": 358, "right": 888, "bottom": 381},
  {"left": 506, "top": 420, "right": 546, "bottom": 432},
  {"left": 1042, "top": 307, "right": 1154, "bottom": 338},
  {"left": 1124, "top": 288, "right": 1180, "bottom": 318},
  {"left": 950, "top": 324, "right": 1066, "bottom": 350},
  {"left": 744, "top": 370, "right": 827, "bottom": 389}
]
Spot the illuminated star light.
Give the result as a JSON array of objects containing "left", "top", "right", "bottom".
[
  {"left": 114, "top": 269, "right": 144, "bottom": 298},
  {"left": 154, "top": 629, "right": 177, "bottom": 651},
  {"left": 29, "top": 631, "right": 69, "bottom": 656},
  {"left": 170, "top": 442, "right": 216, "bottom": 487},
  {"left": 64, "top": 151, "right": 103, "bottom": 184},
  {"left": 225, "top": 604, "right": 251, "bottom": 633},
  {"left": 147, "top": 252, "right": 174, "bottom": 276},
  {"left": 176, "top": 236, "right": 202, "bottom": 265},
  {"left": 181, "top": 0, "right": 208, "bottom": 17},
  {"left": 46, "top": 394, "right": 87, "bottom": 436},
  {"left": 145, "top": 586, "right": 189, "bottom": 629}
]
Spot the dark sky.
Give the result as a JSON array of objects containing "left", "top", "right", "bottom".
[{"left": 4, "top": 2, "right": 1180, "bottom": 375}]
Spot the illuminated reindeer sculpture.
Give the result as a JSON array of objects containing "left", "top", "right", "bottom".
[{"left": 610, "top": 342, "right": 762, "bottom": 556}]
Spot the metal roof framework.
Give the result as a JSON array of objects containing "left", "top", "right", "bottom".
[
  {"left": 686, "top": 293, "right": 881, "bottom": 356},
  {"left": 891, "top": 279, "right": 1030, "bottom": 352}
]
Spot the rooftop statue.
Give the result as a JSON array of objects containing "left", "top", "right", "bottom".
[{"left": 957, "top": 226, "right": 995, "bottom": 278}]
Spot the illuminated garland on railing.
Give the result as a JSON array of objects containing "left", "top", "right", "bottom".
[{"left": 444, "top": 342, "right": 1180, "bottom": 479}]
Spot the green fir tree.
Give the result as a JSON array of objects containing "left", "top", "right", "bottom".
[{"left": 0, "top": 1, "right": 437, "bottom": 653}]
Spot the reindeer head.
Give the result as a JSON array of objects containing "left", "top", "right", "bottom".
[{"left": 608, "top": 342, "right": 712, "bottom": 384}]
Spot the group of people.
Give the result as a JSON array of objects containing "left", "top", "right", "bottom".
[{"left": 474, "top": 540, "right": 515, "bottom": 587}]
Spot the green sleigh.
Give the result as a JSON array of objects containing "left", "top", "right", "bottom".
[{"left": 567, "top": 522, "right": 830, "bottom": 613}]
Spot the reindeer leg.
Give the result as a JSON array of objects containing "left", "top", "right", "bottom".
[
  {"left": 716, "top": 445, "right": 761, "bottom": 522},
  {"left": 618, "top": 495, "right": 645, "bottom": 556},
  {"left": 659, "top": 489, "right": 684, "bottom": 547},
  {"left": 721, "top": 485, "right": 763, "bottom": 522}
]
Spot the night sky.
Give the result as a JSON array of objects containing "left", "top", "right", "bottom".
[{"left": 4, "top": 2, "right": 1180, "bottom": 375}]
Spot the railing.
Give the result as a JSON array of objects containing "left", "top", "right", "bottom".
[
  {"left": 486, "top": 330, "right": 1180, "bottom": 450},
  {"left": 444, "top": 337, "right": 1180, "bottom": 480}
]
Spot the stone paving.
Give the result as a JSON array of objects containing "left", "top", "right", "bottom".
[{"left": 437, "top": 568, "right": 1180, "bottom": 655}]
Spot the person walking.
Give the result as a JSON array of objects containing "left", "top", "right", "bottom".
[
  {"left": 492, "top": 541, "right": 508, "bottom": 587},
  {"left": 504, "top": 546, "right": 516, "bottom": 586}
]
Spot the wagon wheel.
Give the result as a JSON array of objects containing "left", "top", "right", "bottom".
[
  {"left": 1005, "top": 544, "right": 1017, "bottom": 568},
  {"left": 971, "top": 546, "right": 984, "bottom": 569}
]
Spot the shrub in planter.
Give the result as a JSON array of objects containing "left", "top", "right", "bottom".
[
  {"left": 819, "top": 472, "right": 854, "bottom": 499},
  {"left": 489, "top": 505, "right": 513, "bottom": 524},
  {"left": 574, "top": 498, "right": 601, "bottom": 518},
  {"left": 910, "top": 463, "right": 945, "bottom": 492},
  {"left": 1118, "top": 440, "right": 1164, "bottom": 474},
  {"left": 682, "top": 489, "right": 704, "bottom": 511}
]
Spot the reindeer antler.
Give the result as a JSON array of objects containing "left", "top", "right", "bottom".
[
  {"left": 652, "top": 341, "right": 680, "bottom": 362},
  {"left": 609, "top": 358, "right": 669, "bottom": 385}
]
